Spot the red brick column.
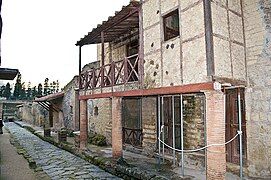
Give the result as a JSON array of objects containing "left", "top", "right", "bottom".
[
  {"left": 111, "top": 97, "right": 123, "bottom": 159},
  {"left": 205, "top": 90, "right": 226, "bottom": 179},
  {"left": 80, "top": 99, "right": 88, "bottom": 149}
]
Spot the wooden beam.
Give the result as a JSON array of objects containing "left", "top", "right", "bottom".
[
  {"left": 79, "top": 46, "right": 82, "bottom": 89},
  {"left": 138, "top": 0, "right": 144, "bottom": 87},
  {"left": 203, "top": 0, "right": 215, "bottom": 76},
  {"left": 101, "top": 31, "right": 105, "bottom": 66},
  {"left": 79, "top": 82, "right": 215, "bottom": 100}
]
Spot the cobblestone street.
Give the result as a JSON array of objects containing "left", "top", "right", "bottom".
[{"left": 4, "top": 122, "right": 121, "bottom": 180}]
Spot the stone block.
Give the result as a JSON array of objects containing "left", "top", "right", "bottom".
[
  {"left": 181, "top": 2, "right": 205, "bottom": 41},
  {"left": 213, "top": 36, "right": 232, "bottom": 78},
  {"left": 143, "top": 0, "right": 160, "bottom": 29},
  {"left": 144, "top": 24, "right": 161, "bottom": 55},
  {"left": 212, "top": 3, "right": 229, "bottom": 38},
  {"left": 160, "top": 0, "right": 178, "bottom": 14},
  {"left": 180, "top": 0, "right": 199, "bottom": 10},
  {"left": 162, "top": 38, "right": 182, "bottom": 86},
  {"left": 228, "top": 0, "right": 242, "bottom": 14},
  {"left": 231, "top": 43, "right": 246, "bottom": 80},
  {"left": 182, "top": 37, "right": 208, "bottom": 84},
  {"left": 144, "top": 52, "right": 162, "bottom": 88},
  {"left": 229, "top": 11, "right": 244, "bottom": 44}
]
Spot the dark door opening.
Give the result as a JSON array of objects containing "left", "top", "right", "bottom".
[
  {"left": 122, "top": 98, "right": 142, "bottom": 148},
  {"left": 225, "top": 88, "right": 247, "bottom": 164}
]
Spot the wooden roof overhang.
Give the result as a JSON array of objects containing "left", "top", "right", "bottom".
[
  {"left": 35, "top": 92, "right": 64, "bottom": 112},
  {"left": 0, "top": 68, "right": 19, "bottom": 80},
  {"left": 76, "top": 1, "right": 140, "bottom": 46}
]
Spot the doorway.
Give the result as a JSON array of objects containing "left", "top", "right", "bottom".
[{"left": 225, "top": 88, "right": 247, "bottom": 164}]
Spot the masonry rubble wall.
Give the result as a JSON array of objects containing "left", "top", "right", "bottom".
[
  {"left": 212, "top": 0, "right": 246, "bottom": 81},
  {"left": 142, "top": 0, "right": 208, "bottom": 88},
  {"left": 244, "top": 0, "right": 271, "bottom": 177},
  {"left": 17, "top": 102, "right": 48, "bottom": 127},
  {"left": 62, "top": 76, "right": 79, "bottom": 131},
  {"left": 87, "top": 98, "right": 112, "bottom": 144}
]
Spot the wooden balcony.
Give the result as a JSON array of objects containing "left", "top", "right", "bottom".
[{"left": 80, "top": 54, "right": 139, "bottom": 90}]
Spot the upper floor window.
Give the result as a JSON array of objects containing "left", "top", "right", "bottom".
[{"left": 163, "top": 9, "right": 180, "bottom": 41}]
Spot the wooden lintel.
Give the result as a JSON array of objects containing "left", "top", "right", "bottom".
[{"left": 79, "top": 82, "right": 215, "bottom": 100}]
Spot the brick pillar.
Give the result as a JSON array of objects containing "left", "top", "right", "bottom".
[
  {"left": 205, "top": 90, "right": 226, "bottom": 179},
  {"left": 80, "top": 99, "right": 88, "bottom": 149},
  {"left": 111, "top": 97, "right": 123, "bottom": 159}
]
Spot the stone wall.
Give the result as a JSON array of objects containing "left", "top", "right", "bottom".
[
  {"left": 141, "top": 97, "right": 157, "bottom": 156},
  {"left": 62, "top": 76, "right": 79, "bottom": 131},
  {"left": 211, "top": 0, "right": 246, "bottom": 81},
  {"left": 17, "top": 102, "right": 48, "bottom": 127},
  {"left": 87, "top": 98, "right": 112, "bottom": 144},
  {"left": 244, "top": 0, "right": 271, "bottom": 177},
  {"left": 142, "top": 0, "right": 208, "bottom": 88}
]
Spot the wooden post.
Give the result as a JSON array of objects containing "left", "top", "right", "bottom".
[
  {"left": 138, "top": 1, "right": 144, "bottom": 87},
  {"left": 101, "top": 31, "right": 105, "bottom": 66},
  {"left": 79, "top": 46, "right": 82, "bottom": 89},
  {"left": 101, "top": 31, "right": 105, "bottom": 87}
]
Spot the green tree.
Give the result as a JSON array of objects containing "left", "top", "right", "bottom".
[
  {"left": 3, "top": 83, "right": 11, "bottom": 99},
  {"left": 0, "top": 85, "right": 5, "bottom": 97},
  {"left": 43, "top": 78, "right": 49, "bottom": 96},
  {"left": 13, "top": 73, "right": 22, "bottom": 100},
  {"left": 37, "top": 83, "right": 43, "bottom": 97},
  {"left": 20, "top": 83, "right": 26, "bottom": 100},
  {"left": 56, "top": 80, "right": 59, "bottom": 92},
  {"left": 26, "top": 82, "right": 32, "bottom": 100},
  {"left": 32, "top": 86, "right": 37, "bottom": 99}
]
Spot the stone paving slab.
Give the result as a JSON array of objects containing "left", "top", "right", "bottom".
[{"left": 5, "top": 122, "right": 122, "bottom": 180}]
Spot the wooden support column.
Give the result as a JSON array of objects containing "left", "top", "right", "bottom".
[
  {"left": 101, "top": 31, "right": 105, "bottom": 66},
  {"left": 203, "top": 0, "right": 215, "bottom": 76},
  {"left": 79, "top": 99, "right": 88, "bottom": 149},
  {"left": 138, "top": 1, "right": 144, "bottom": 87},
  {"left": 101, "top": 31, "right": 105, "bottom": 87},
  {"left": 205, "top": 90, "right": 226, "bottom": 179},
  {"left": 79, "top": 46, "right": 82, "bottom": 89},
  {"left": 112, "top": 97, "right": 123, "bottom": 159}
]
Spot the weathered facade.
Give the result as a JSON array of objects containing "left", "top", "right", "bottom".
[
  {"left": 244, "top": 0, "right": 271, "bottom": 177},
  {"left": 16, "top": 102, "right": 48, "bottom": 127},
  {"left": 74, "top": 0, "right": 271, "bottom": 179}
]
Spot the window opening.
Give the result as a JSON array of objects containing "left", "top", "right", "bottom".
[{"left": 163, "top": 9, "right": 180, "bottom": 41}]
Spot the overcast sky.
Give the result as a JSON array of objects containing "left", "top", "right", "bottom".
[{"left": 1, "top": 0, "right": 130, "bottom": 88}]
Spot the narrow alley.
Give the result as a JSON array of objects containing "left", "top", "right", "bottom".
[{"left": 1, "top": 122, "right": 121, "bottom": 180}]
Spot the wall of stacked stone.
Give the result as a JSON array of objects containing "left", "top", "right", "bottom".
[
  {"left": 62, "top": 76, "right": 79, "bottom": 131},
  {"left": 212, "top": 0, "right": 246, "bottom": 80},
  {"left": 244, "top": 0, "right": 271, "bottom": 177},
  {"left": 141, "top": 97, "right": 157, "bottom": 156},
  {"left": 18, "top": 103, "right": 48, "bottom": 127},
  {"left": 183, "top": 94, "right": 205, "bottom": 150},
  {"left": 87, "top": 98, "right": 112, "bottom": 144},
  {"left": 142, "top": 0, "right": 208, "bottom": 88}
]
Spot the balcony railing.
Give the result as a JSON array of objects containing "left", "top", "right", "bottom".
[{"left": 80, "top": 54, "right": 139, "bottom": 89}]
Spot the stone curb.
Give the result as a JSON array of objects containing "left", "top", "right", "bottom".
[
  {"left": 13, "top": 121, "right": 171, "bottom": 180},
  {"left": 7, "top": 129, "right": 51, "bottom": 179}
]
